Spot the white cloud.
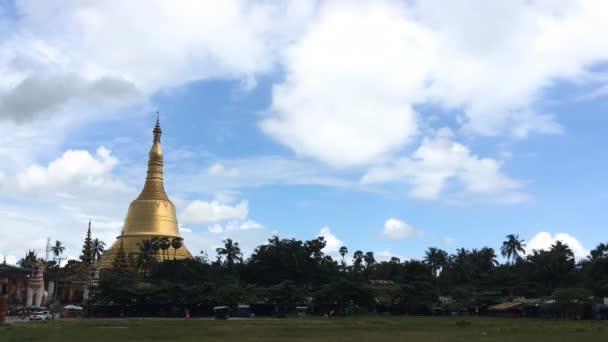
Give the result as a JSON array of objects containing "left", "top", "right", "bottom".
[
  {"left": 362, "top": 129, "right": 526, "bottom": 202},
  {"left": 318, "top": 226, "right": 342, "bottom": 254},
  {"left": 528, "top": 232, "right": 589, "bottom": 260},
  {"left": 208, "top": 224, "right": 224, "bottom": 234},
  {"left": 381, "top": 218, "right": 422, "bottom": 240},
  {"left": 233, "top": 220, "right": 264, "bottom": 231},
  {"left": 261, "top": 1, "right": 427, "bottom": 167},
  {"left": 261, "top": 0, "right": 608, "bottom": 167},
  {"left": 207, "top": 163, "right": 239, "bottom": 177},
  {"left": 207, "top": 219, "right": 265, "bottom": 235},
  {"left": 181, "top": 196, "right": 248, "bottom": 225},
  {"left": 175, "top": 156, "right": 353, "bottom": 194},
  {"left": 0, "top": 146, "right": 128, "bottom": 194},
  {"left": 179, "top": 226, "right": 192, "bottom": 233},
  {"left": 0, "top": 0, "right": 316, "bottom": 123}
]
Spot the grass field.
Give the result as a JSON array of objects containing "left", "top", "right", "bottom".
[{"left": 1, "top": 316, "right": 608, "bottom": 342}]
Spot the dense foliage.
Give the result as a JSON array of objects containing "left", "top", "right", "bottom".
[{"left": 83, "top": 235, "right": 608, "bottom": 315}]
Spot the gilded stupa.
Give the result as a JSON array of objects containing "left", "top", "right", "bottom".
[{"left": 100, "top": 117, "right": 192, "bottom": 268}]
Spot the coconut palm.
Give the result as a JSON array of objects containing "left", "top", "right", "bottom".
[
  {"left": 92, "top": 238, "right": 106, "bottom": 261},
  {"left": 136, "top": 239, "right": 157, "bottom": 275},
  {"left": 424, "top": 247, "right": 448, "bottom": 277},
  {"left": 474, "top": 247, "right": 499, "bottom": 273},
  {"left": 171, "top": 237, "right": 183, "bottom": 260},
  {"left": 501, "top": 234, "right": 526, "bottom": 264},
  {"left": 51, "top": 241, "right": 65, "bottom": 259},
  {"left": 216, "top": 238, "right": 242, "bottom": 267}
]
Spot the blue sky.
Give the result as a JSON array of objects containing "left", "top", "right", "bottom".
[{"left": 1, "top": 0, "right": 608, "bottom": 263}]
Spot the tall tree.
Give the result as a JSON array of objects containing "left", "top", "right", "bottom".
[
  {"left": 589, "top": 242, "right": 608, "bottom": 260},
  {"left": 136, "top": 239, "right": 157, "bottom": 275},
  {"left": 92, "top": 238, "right": 106, "bottom": 261},
  {"left": 339, "top": 246, "right": 348, "bottom": 265},
  {"left": 158, "top": 237, "right": 171, "bottom": 261},
  {"left": 424, "top": 247, "right": 448, "bottom": 277},
  {"left": 501, "top": 234, "right": 526, "bottom": 264},
  {"left": 51, "top": 241, "right": 65, "bottom": 259},
  {"left": 353, "top": 250, "right": 364, "bottom": 270},
  {"left": 171, "top": 237, "right": 183, "bottom": 260},
  {"left": 216, "top": 238, "right": 242, "bottom": 267},
  {"left": 364, "top": 251, "right": 375, "bottom": 268}
]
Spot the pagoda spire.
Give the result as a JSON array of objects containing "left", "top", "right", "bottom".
[
  {"left": 80, "top": 220, "right": 94, "bottom": 266},
  {"left": 136, "top": 115, "right": 169, "bottom": 201},
  {"left": 153, "top": 111, "right": 162, "bottom": 143}
]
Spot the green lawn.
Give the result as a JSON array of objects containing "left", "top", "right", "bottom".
[{"left": 1, "top": 316, "right": 607, "bottom": 342}]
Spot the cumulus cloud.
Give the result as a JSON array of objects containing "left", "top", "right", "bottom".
[
  {"left": 261, "top": 1, "right": 426, "bottom": 167},
  {"left": 381, "top": 218, "right": 422, "bottom": 240},
  {"left": 362, "top": 129, "right": 526, "bottom": 202},
  {"left": 0, "top": 0, "right": 316, "bottom": 123},
  {"left": 261, "top": 0, "right": 608, "bottom": 167},
  {"left": 528, "top": 232, "right": 589, "bottom": 260},
  {"left": 0, "top": 73, "right": 140, "bottom": 123},
  {"left": 0, "top": 146, "right": 128, "bottom": 193},
  {"left": 318, "top": 226, "right": 342, "bottom": 254},
  {"left": 181, "top": 196, "right": 248, "bottom": 225}
]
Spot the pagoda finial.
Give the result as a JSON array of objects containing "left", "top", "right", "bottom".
[{"left": 153, "top": 111, "right": 162, "bottom": 143}]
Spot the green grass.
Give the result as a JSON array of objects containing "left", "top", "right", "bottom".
[{"left": 1, "top": 316, "right": 607, "bottom": 342}]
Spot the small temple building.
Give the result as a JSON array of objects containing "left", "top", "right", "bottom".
[{"left": 100, "top": 117, "right": 192, "bottom": 268}]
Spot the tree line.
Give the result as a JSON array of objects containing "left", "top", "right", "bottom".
[{"left": 12, "top": 233, "right": 608, "bottom": 315}]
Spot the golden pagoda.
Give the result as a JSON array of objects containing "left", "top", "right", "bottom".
[{"left": 99, "top": 117, "right": 192, "bottom": 269}]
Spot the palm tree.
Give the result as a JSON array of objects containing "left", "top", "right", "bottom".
[
  {"left": 158, "top": 237, "right": 171, "bottom": 261},
  {"left": 476, "top": 247, "right": 499, "bottom": 273},
  {"left": 501, "top": 234, "right": 526, "bottom": 264},
  {"left": 150, "top": 236, "right": 161, "bottom": 259},
  {"left": 136, "top": 239, "right": 157, "bottom": 275},
  {"left": 424, "top": 247, "right": 448, "bottom": 277},
  {"left": 339, "top": 246, "right": 348, "bottom": 264},
  {"left": 171, "top": 237, "right": 183, "bottom": 260},
  {"left": 451, "top": 248, "right": 470, "bottom": 284},
  {"left": 92, "top": 238, "right": 105, "bottom": 261},
  {"left": 352, "top": 250, "right": 364, "bottom": 269},
  {"left": 364, "top": 251, "right": 375, "bottom": 268},
  {"left": 216, "top": 238, "right": 242, "bottom": 267},
  {"left": 51, "top": 241, "right": 65, "bottom": 260},
  {"left": 589, "top": 242, "right": 608, "bottom": 260},
  {"left": 550, "top": 240, "right": 574, "bottom": 262}
]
